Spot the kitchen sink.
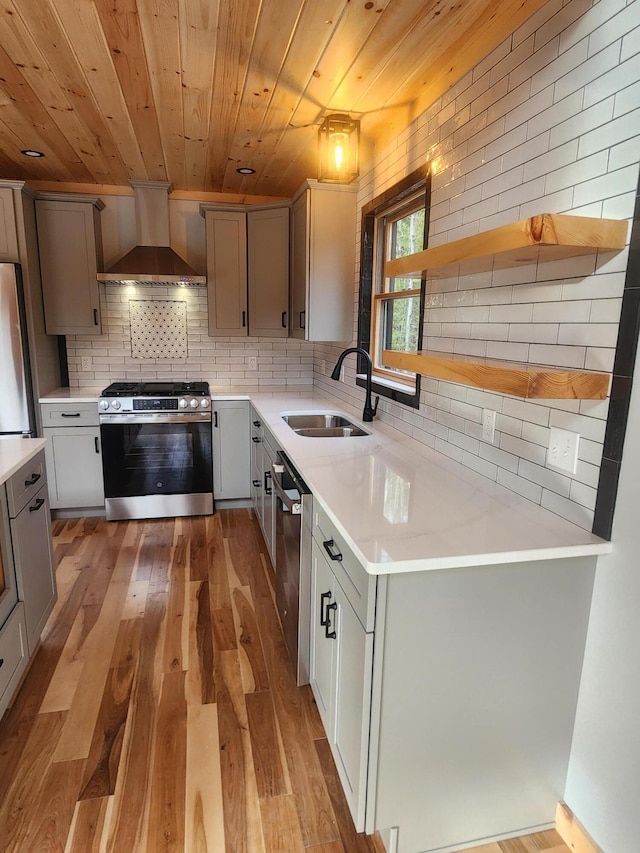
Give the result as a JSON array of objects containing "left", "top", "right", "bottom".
[{"left": 282, "top": 413, "right": 369, "bottom": 437}]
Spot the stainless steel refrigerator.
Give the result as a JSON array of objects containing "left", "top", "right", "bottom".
[{"left": 0, "top": 263, "right": 36, "bottom": 437}]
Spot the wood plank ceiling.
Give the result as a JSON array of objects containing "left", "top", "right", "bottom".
[{"left": 0, "top": 0, "right": 548, "bottom": 198}]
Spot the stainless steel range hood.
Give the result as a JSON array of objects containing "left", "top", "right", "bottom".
[{"left": 97, "top": 181, "right": 206, "bottom": 284}]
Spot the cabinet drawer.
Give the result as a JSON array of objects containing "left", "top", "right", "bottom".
[
  {"left": 0, "top": 603, "right": 28, "bottom": 716},
  {"left": 313, "top": 502, "right": 375, "bottom": 632},
  {"left": 41, "top": 402, "right": 99, "bottom": 427},
  {"left": 6, "top": 451, "right": 47, "bottom": 518}
]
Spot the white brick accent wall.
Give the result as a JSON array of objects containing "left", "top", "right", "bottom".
[
  {"left": 66, "top": 284, "right": 314, "bottom": 392},
  {"left": 315, "top": 0, "right": 640, "bottom": 531}
]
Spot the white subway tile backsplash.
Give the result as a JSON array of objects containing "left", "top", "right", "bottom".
[
  {"left": 519, "top": 458, "right": 572, "bottom": 497},
  {"left": 500, "top": 434, "right": 548, "bottom": 465},
  {"left": 508, "top": 324, "right": 559, "bottom": 344},
  {"left": 578, "top": 107, "right": 640, "bottom": 157},
  {"left": 533, "top": 300, "right": 591, "bottom": 322},
  {"left": 528, "top": 343, "right": 586, "bottom": 368},
  {"left": 497, "top": 469, "right": 543, "bottom": 502},
  {"left": 584, "top": 51, "right": 640, "bottom": 107},
  {"left": 613, "top": 80, "right": 640, "bottom": 118},
  {"left": 558, "top": 323, "right": 619, "bottom": 347}
]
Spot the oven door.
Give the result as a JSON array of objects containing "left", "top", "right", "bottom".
[{"left": 100, "top": 412, "right": 213, "bottom": 520}]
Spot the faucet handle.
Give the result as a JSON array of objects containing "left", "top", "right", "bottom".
[{"left": 372, "top": 395, "right": 380, "bottom": 415}]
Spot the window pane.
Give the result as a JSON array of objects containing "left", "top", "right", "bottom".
[
  {"left": 380, "top": 295, "right": 420, "bottom": 356},
  {"left": 388, "top": 275, "right": 421, "bottom": 293},
  {"left": 389, "top": 207, "right": 425, "bottom": 260}
]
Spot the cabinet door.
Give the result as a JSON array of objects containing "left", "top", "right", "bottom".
[
  {"left": 36, "top": 199, "right": 103, "bottom": 335},
  {"left": 332, "top": 581, "right": 374, "bottom": 831},
  {"left": 261, "top": 438, "right": 276, "bottom": 560},
  {"left": 309, "top": 539, "right": 336, "bottom": 733},
  {"left": 248, "top": 207, "right": 289, "bottom": 337},
  {"left": 290, "top": 192, "right": 308, "bottom": 340},
  {"left": 11, "top": 484, "right": 56, "bottom": 652},
  {"left": 44, "top": 427, "right": 105, "bottom": 509},
  {"left": 212, "top": 401, "right": 251, "bottom": 500},
  {"left": 0, "top": 186, "right": 19, "bottom": 262},
  {"left": 205, "top": 209, "right": 248, "bottom": 336}
]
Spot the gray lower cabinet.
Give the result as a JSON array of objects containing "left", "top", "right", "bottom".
[
  {"left": 0, "top": 602, "right": 28, "bottom": 720},
  {"left": 308, "top": 498, "right": 597, "bottom": 852},
  {"left": 41, "top": 402, "right": 104, "bottom": 510},
  {"left": 212, "top": 400, "right": 251, "bottom": 501},
  {"left": 5, "top": 451, "right": 57, "bottom": 655},
  {"left": 250, "top": 406, "right": 279, "bottom": 562}
]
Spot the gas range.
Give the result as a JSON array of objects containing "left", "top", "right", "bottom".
[{"left": 99, "top": 381, "right": 211, "bottom": 414}]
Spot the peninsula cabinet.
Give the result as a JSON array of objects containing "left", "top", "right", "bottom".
[
  {"left": 307, "top": 500, "right": 597, "bottom": 852},
  {"left": 6, "top": 450, "right": 56, "bottom": 655},
  {"left": 35, "top": 194, "right": 105, "bottom": 336},
  {"left": 41, "top": 402, "right": 104, "bottom": 511},
  {"left": 202, "top": 204, "right": 289, "bottom": 337},
  {"left": 290, "top": 179, "right": 357, "bottom": 342},
  {"left": 250, "top": 407, "right": 280, "bottom": 562}
]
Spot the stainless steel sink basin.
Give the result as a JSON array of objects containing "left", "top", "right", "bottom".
[{"left": 282, "top": 413, "right": 369, "bottom": 437}]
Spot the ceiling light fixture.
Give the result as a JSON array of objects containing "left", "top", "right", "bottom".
[
  {"left": 21, "top": 149, "right": 45, "bottom": 158},
  {"left": 236, "top": 166, "right": 256, "bottom": 175},
  {"left": 318, "top": 114, "right": 359, "bottom": 184}
]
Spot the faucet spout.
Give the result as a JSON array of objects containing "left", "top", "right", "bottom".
[{"left": 330, "top": 347, "right": 380, "bottom": 422}]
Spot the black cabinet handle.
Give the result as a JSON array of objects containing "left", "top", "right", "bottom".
[
  {"left": 325, "top": 602, "right": 337, "bottom": 639},
  {"left": 214, "top": 411, "right": 218, "bottom": 428},
  {"left": 24, "top": 472, "right": 41, "bottom": 486},
  {"left": 29, "top": 498, "right": 45, "bottom": 513},
  {"left": 94, "top": 436, "right": 100, "bottom": 453},
  {"left": 300, "top": 310, "right": 305, "bottom": 329},
  {"left": 264, "top": 470, "right": 272, "bottom": 495},
  {"left": 281, "top": 311, "right": 287, "bottom": 328},
  {"left": 252, "top": 435, "right": 261, "bottom": 443},
  {"left": 93, "top": 308, "right": 99, "bottom": 326},
  {"left": 241, "top": 310, "right": 246, "bottom": 327},
  {"left": 61, "top": 412, "right": 81, "bottom": 418},
  {"left": 323, "top": 539, "right": 343, "bottom": 562},
  {"left": 253, "top": 420, "right": 261, "bottom": 427},
  {"left": 320, "top": 591, "right": 332, "bottom": 626},
  {"left": 252, "top": 479, "right": 260, "bottom": 487}
]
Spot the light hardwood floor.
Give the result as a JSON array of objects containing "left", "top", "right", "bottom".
[{"left": 0, "top": 510, "right": 572, "bottom": 853}]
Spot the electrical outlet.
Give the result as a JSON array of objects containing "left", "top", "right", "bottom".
[
  {"left": 81, "top": 356, "right": 92, "bottom": 371},
  {"left": 481, "top": 408, "right": 496, "bottom": 443},
  {"left": 321, "top": 360, "right": 326, "bottom": 376},
  {"left": 247, "top": 356, "right": 257, "bottom": 370},
  {"left": 547, "top": 427, "right": 580, "bottom": 474}
]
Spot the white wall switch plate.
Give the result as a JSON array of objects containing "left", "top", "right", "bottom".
[
  {"left": 482, "top": 409, "right": 496, "bottom": 443},
  {"left": 81, "top": 356, "right": 92, "bottom": 371},
  {"left": 247, "top": 356, "right": 257, "bottom": 370},
  {"left": 547, "top": 427, "right": 580, "bottom": 473}
]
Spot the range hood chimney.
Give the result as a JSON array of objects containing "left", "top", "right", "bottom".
[{"left": 97, "top": 181, "right": 206, "bottom": 284}]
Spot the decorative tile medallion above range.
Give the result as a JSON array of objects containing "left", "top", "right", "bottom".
[{"left": 129, "top": 299, "right": 187, "bottom": 359}]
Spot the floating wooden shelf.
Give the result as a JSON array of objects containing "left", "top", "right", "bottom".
[
  {"left": 385, "top": 213, "right": 628, "bottom": 279},
  {"left": 382, "top": 349, "right": 610, "bottom": 400}
]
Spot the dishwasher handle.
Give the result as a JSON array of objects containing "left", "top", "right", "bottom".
[{"left": 271, "top": 463, "right": 302, "bottom": 515}]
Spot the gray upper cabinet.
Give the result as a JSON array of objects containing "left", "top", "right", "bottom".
[
  {"left": 0, "top": 186, "right": 19, "bottom": 262},
  {"left": 247, "top": 206, "right": 289, "bottom": 338},
  {"left": 36, "top": 195, "right": 104, "bottom": 336},
  {"left": 203, "top": 203, "right": 289, "bottom": 338},
  {"left": 290, "top": 180, "right": 357, "bottom": 342},
  {"left": 204, "top": 208, "right": 248, "bottom": 336}
]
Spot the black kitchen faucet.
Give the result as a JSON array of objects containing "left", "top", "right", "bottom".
[{"left": 330, "top": 347, "right": 380, "bottom": 422}]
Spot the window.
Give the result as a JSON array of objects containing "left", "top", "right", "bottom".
[{"left": 357, "top": 167, "right": 430, "bottom": 408}]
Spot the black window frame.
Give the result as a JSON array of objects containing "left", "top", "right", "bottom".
[{"left": 357, "top": 165, "right": 431, "bottom": 409}]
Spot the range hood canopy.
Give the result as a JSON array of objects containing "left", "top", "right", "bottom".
[{"left": 97, "top": 181, "right": 206, "bottom": 284}]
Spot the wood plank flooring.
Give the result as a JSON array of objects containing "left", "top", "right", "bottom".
[{"left": 0, "top": 509, "right": 572, "bottom": 853}]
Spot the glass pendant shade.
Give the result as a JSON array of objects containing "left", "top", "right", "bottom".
[{"left": 318, "top": 114, "right": 359, "bottom": 183}]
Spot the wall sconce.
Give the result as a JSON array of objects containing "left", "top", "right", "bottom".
[{"left": 318, "top": 114, "right": 360, "bottom": 183}]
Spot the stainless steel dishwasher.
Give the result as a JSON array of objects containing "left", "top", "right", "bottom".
[{"left": 271, "top": 451, "right": 312, "bottom": 685}]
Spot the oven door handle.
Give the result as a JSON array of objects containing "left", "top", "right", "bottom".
[
  {"left": 271, "top": 463, "right": 302, "bottom": 515},
  {"left": 99, "top": 413, "right": 212, "bottom": 425}
]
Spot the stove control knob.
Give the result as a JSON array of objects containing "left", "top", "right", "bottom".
[
  {"left": 200, "top": 398, "right": 210, "bottom": 408},
  {"left": 99, "top": 400, "right": 109, "bottom": 411},
  {"left": 111, "top": 400, "right": 121, "bottom": 410},
  {"left": 189, "top": 398, "right": 199, "bottom": 409},
  {"left": 178, "top": 398, "right": 188, "bottom": 409}
]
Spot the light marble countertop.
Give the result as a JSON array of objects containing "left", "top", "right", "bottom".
[
  {"left": 0, "top": 438, "right": 47, "bottom": 486},
  {"left": 38, "top": 387, "right": 611, "bottom": 573},
  {"left": 250, "top": 393, "right": 611, "bottom": 575}
]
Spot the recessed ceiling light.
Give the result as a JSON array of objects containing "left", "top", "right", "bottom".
[
  {"left": 236, "top": 166, "right": 255, "bottom": 175},
  {"left": 21, "top": 149, "right": 45, "bottom": 158}
]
